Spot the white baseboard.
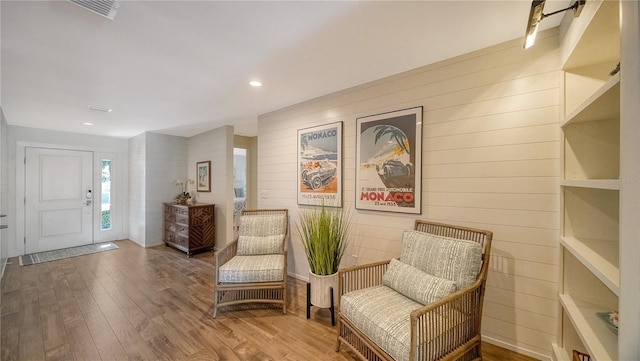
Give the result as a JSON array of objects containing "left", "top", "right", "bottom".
[
  {"left": 123, "top": 238, "right": 164, "bottom": 248},
  {"left": 127, "top": 238, "right": 145, "bottom": 248},
  {"left": 482, "top": 335, "right": 550, "bottom": 361},
  {"left": 288, "top": 272, "right": 309, "bottom": 283},
  {"left": 145, "top": 240, "right": 165, "bottom": 248}
]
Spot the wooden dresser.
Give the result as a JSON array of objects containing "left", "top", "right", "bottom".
[{"left": 163, "top": 202, "right": 215, "bottom": 257}]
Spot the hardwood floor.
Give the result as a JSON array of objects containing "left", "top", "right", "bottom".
[{"left": 1, "top": 240, "right": 538, "bottom": 361}]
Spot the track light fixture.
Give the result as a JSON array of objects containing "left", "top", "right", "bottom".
[{"left": 524, "top": 0, "right": 586, "bottom": 49}]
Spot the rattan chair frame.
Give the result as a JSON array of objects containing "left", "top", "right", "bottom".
[
  {"left": 213, "top": 209, "right": 289, "bottom": 318},
  {"left": 336, "top": 220, "right": 493, "bottom": 361}
]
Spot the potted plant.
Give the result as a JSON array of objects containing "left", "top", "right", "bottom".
[
  {"left": 175, "top": 178, "right": 194, "bottom": 205},
  {"left": 295, "top": 203, "right": 353, "bottom": 309}
]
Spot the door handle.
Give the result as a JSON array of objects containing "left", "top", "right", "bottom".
[{"left": 0, "top": 225, "right": 7, "bottom": 229}]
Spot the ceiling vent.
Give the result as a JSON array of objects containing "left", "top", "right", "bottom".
[{"left": 68, "top": 0, "right": 119, "bottom": 20}]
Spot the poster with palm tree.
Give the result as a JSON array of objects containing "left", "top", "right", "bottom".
[
  {"left": 297, "top": 121, "right": 343, "bottom": 207},
  {"left": 355, "top": 107, "right": 422, "bottom": 213}
]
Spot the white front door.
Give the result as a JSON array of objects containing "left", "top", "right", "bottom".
[{"left": 25, "top": 148, "right": 93, "bottom": 253}]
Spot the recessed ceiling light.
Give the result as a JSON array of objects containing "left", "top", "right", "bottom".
[
  {"left": 249, "top": 81, "right": 262, "bottom": 87},
  {"left": 89, "top": 105, "right": 112, "bottom": 113},
  {"left": 83, "top": 122, "right": 94, "bottom": 126}
]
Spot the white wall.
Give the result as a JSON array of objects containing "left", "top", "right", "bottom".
[
  {"left": 127, "top": 128, "right": 235, "bottom": 250},
  {"left": 258, "top": 30, "right": 561, "bottom": 359},
  {"left": 188, "top": 125, "right": 234, "bottom": 248},
  {"left": 128, "top": 133, "right": 146, "bottom": 246},
  {"left": 145, "top": 133, "right": 188, "bottom": 246},
  {"left": 9, "top": 126, "right": 129, "bottom": 257},
  {"left": 127, "top": 132, "right": 188, "bottom": 247}
]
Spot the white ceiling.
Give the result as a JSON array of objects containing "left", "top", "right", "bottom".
[{"left": 1, "top": 1, "right": 567, "bottom": 138}]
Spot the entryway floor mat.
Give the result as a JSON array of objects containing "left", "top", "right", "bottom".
[{"left": 19, "top": 242, "right": 118, "bottom": 266}]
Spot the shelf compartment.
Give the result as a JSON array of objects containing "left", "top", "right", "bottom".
[
  {"left": 563, "top": 187, "right": 619, "bottom": 242},
  {"left": 562, "top": 0, "right": 620, "bottom": 70},
  {"left": 562, "top": 71, "right": 620, "bottom": 127},
  {"left": 559, "top": 294, "right": 618, "bottom": 361},
  {"left": 560, "top": 236, "right": 619, "bottom": 295},
  {"left": 552, "top": 311, "right": 590, "bottom": 361},
  {"left": 563, "top": 117, "right": 619, "bottom": 181}
]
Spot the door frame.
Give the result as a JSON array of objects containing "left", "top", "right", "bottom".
[
  {"left": 15, "top": 141, "right": 112, "bottom": 255},
  {"left": 10, "top": 139, "right": 129, "bottom": 257}
]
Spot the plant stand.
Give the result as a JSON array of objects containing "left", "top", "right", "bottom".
[
  {"left": 306, "top": 271, "right": 338, "bottom": 326},
  {"left": 306, "top": 282, "right": 335, "bottom": 326}
]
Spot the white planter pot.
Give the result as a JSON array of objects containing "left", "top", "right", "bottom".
[{"left": 309, "top": 271, "right": 338, "bottom": 308}]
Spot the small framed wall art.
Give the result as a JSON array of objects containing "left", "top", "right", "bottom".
[
  {"left": 196, "top": 161, "right": 211, "bottom": 192},
  {"left": 297, "top": 121, "right": 343, "bottom": 207},
  {"left": 355, "top": 106, "right": 422, "bottom": 214}
]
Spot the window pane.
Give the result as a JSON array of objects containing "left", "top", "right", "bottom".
[{"left": 101, "top": 159, "right": 112, "bottom": 230}]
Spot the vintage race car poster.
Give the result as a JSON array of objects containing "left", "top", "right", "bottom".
[
  {"left": 355, "top": 107, "right": 422, "bottom": 214},
  {"left": 297, "top": 122, "right": 342, "bottom": 207}
]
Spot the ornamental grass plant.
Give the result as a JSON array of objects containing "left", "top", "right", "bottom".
[{"left": 295, "top": 203, "right": 353, "bottom": 276}]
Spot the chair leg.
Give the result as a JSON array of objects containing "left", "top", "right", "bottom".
[
  {"left": 212, "top": 290, "right": 218, "bottom": 318},
  {"left": 282, "top": 284, "right": 287, "bottom": 314}
]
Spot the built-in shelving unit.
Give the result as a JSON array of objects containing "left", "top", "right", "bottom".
[{"left": 554, "top": 1, "right": 625, "bottom": 360}]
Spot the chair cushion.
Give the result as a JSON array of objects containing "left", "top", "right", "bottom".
[
  {"left": 341, "top": 285, "right": 465, "bottom": 361},
  {"left": 382, "top": 259, "right": 456, "bottom": 305},
  {"left": 237, "top": 234, "right": 284, "bottom": 255},
  {"left": 239, "top": 214, "right": 287, "bottom": 237},
  {"left": 400, "top": 231, "right": 482, "bottom": 290},
  {"left": 218, "top": 255, "right": 284, "bottom": 283},
  {"left": 340, "top": 285, "right": 420, "bottom": 361}
]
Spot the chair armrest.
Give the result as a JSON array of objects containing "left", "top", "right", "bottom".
[
  {"left": 338, "top": 259, "right": 391, "bottom": 296},
  {"left": 409, "top": 278, "right": 485, "bottom": 361},
  {"left": 214, "top": 240, "right": 238, "bottom": 270}
]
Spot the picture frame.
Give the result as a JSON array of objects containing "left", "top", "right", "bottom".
[
  {"left": 355, "top": 106, "right": 422, "bottom": 214},
  {"left": 297, "top": 121, "right": 343, "bottom": 207},
  {"left": 196, "top": 161, "right": 211, "bottom": 192}
]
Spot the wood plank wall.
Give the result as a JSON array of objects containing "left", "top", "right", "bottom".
[
  {"left": 145, "top": 133, "right": 188, "bottom": 246},
  {"left": 128, "top": 133, "right": 147, "bottom": 246},
  {"left": 188, "top": 125, "right": 234, "bottom": 246},
  {"left": 257, "top": 29, "right": 561, "bottom": 359}
]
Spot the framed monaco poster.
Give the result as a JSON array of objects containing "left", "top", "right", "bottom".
[
  {"left": 355, "top": 107, "right": 422, "bottom": 214},
  {"left": 297, "top": 121, "right": 343, "bottom": 207}
]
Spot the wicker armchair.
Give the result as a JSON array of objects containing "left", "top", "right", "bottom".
[
  {"left": 336, "top": 220, "right": 493, "bottom": 361},
  {"left": 213, "top": 209, "right": 288, "bottom": 318}
]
